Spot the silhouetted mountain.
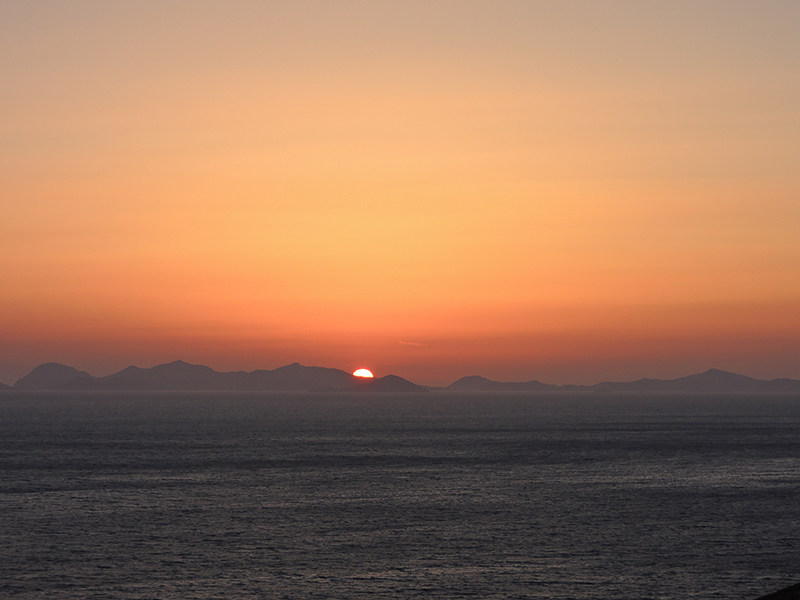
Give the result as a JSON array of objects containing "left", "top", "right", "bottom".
[
  {"left": 446, "top": 375, "right": 558, "bottom": 392},
  {"left": 237, "top": 363, "right": 356, "bottom": 391},
  {"left": 14, "top": 363, "right": 95, "bottom": 390},
  {"left": 98, "top": 360, "right": 222, "bottom": 390},
  {"left": 0, "top": 381, "right": 11, "bottom": 390},
  {"left": 444, "top": 369, "right": 800, "bottom": 393},
  {"left": 592, "top": 369, "right": 800, "bottom": 393},
  {"left": 351, "top": 374, "right": 428, "bottom": 393}
]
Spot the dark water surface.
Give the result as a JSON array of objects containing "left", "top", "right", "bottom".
[{"left": 1, "top": 391, "right": 798, "bottom": 599}]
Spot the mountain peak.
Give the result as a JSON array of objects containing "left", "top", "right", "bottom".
[
  {"left": 153, "top": 360, "right": 213, "bottom": 371},
  {"left": 697, "top": 368, "right": 742, "bottom": 377},
  {"left": 14, "top": 363, "right": 94, "bottom": 390},
  {"left": 353, "top": 374, "right": 428, "bottom": 393},
  {"left": 446, "top": 375, "right": 555, "bottom": 392}
]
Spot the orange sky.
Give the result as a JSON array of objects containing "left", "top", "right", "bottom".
[{"left": 1, "top": 2, "right": 799, "bottom": 386}]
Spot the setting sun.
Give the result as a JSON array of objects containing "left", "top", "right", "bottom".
[{"left": 353, "top": 369, "right": 374, "bottom": 379}]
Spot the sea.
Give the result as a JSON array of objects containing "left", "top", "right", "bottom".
[{"left": 1, "top": 391, "right": 798, "bottom": 600}]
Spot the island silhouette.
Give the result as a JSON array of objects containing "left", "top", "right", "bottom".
[{"left": 7, "top": 361, "right": 800, "bottom": 393}]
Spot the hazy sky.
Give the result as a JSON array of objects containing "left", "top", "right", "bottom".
[{"left": 2, "top": 1, "right": 798, "bottom": 385}]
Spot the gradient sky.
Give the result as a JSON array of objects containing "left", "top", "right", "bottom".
[{"left": 2, "top": 1, "right": 798, "bottom": 386}]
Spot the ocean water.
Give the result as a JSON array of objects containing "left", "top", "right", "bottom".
[{"left": 1, "top": 392, "right": 798, "bottom": 600}]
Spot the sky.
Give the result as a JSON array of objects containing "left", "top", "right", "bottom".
[{"left": 1, "top": 1, "right": 798, "bottom": 386}]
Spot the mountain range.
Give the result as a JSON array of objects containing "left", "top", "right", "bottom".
[
  {"left": 4, "top": 361, "right": 800, "bottom": 393},
  {"left": 443, "top": 369, "right": 800, "bottom": 393},
  {"left": 10, "top": 361, "right": 427, "bottom": 393}
]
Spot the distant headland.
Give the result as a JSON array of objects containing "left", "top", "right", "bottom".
[{"left": 5, "top": 361, "right": 800, "bottom": 393}]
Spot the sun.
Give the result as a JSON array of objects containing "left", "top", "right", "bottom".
[{"left": 353, "top": 368, "right": 374, "bottom": 378}]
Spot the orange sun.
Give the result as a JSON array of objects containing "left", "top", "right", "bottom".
[{"left": 353, "top": 368, "right": 374, "bottom": 378}]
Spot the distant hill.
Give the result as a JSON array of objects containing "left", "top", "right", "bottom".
[
  {"left": 350, "top": 374, "right": 428, "bottom": 393},
  {"left": 0, "top": 381, "right": 11, "bottom": 390},
  {"left": 243, "top": 362, "right": 358, "bottom": 391},
  {"left": 446, "top": 375, "right": 558, "bottom": 392},
  {"left": 98, "top": 360, "right": 223, "bottom": 390},
  {"left": 14, "top": 363, "right": 95, "bottom": 390},
  {"left": 591, "top": 369, "right": 800, "bottom": 393}
]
